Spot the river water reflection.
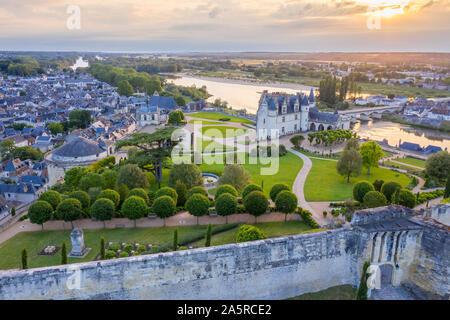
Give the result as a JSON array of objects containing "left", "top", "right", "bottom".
[{"left": 354, "top": 120, "right": 450, "bottom": 150}]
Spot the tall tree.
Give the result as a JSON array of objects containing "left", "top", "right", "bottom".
[
  {"left": 116, "top": 127, "right": 179, "bottom": 182},
  {"left": 337, "top": 148, "right": 363, "bottom": 183},
  {"left": 21, "top": 248, "right": 28, "bottom": 270},
  {"left": 61, "top": 241, "right": 68, "bottom": 265},
  {"left": 360, "top": 141, "right": 384, "bottom": 175},
  {"left": 117, "top": 80, "right": 134, "bottom": 97}
]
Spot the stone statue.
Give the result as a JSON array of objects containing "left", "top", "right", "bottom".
[{"left": 69, "top": 228, "right": 86, "bottom": 257}]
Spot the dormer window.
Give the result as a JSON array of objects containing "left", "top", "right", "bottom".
[{"left": 282, "top": 106, "right": 287, "bottom": 114}]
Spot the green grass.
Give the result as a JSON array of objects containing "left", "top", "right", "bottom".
[
  {"left": 287, "top": 285, "right": 357, "bottom": 300},
  {"left": 0, "top": 221, "right": 315, "bottom": 271},
  {"left": 190, "top": 221, "right": 315, "bottom": 247},
  {"left": 200, "top": 126, "right": 249, "bottom": 138},
  {"left": 198, "top": 152, "right": 303, "bottom": 195},
  {"left": 189, "top": 112, "right": 254, "bottom": 124},
  {"left": 394, "top": 157, "right": 426, "bottom": 169},
  {"left": 0, "top": 225, "right": 213, "bottom": 270},
  {"left": 304, "top": 158, "right": 411, "bottom": 201},
  {"left": 196, "top": 138, "right": 237, "bottom": 152},
  {"left": 189, "top": 120, "right": 222, "bottom": 125},
  {"left": 384, "top": 161, "right": 423, "bottom": 172}
]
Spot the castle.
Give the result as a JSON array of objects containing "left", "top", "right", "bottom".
[{"left": 256, "top": 89, "right": 351, "bottom": 140}]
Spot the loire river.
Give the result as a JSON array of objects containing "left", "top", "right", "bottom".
[
  {"left": 171, "top": 75, "right": 313, "bottom": 114},
  {"left": 354, "top": 120, "right": 450, "bottom": 150},
  {"left": 171, "top": 75, "right": 450, "bottom": 150}
]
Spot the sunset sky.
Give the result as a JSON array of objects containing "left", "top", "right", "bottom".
[{"left": 0, "top": 0, "right": 449, "bottom": 52}]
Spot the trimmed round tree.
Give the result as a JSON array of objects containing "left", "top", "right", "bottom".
[
  {"left": 155, "top": 187, "right": 178, "bottom": 204},
  {"left": 186, "top": 186, "right": 208, "bottom": 200},
  {"left": 236, "top": 225, "right": 267, "bottom": 243},
  {"left": 363, "top": 191, "right": 388, "bottom": 208},
  {"left": 353, "top": 181, "right": 375, "bottom": 203},
  {"left": 69, "top": 191, "right": 90, "bottom": 209},
  {"left": 28, "top": 201, "right": 53, "bottom": 230},
  {"left": 151, "top": 195, "right": 176, "bottom": 227},
  {"left": 122, "top": 196, "right": 148, "bottom": 227},
  {"left": 39, "top": 190, "right": 62, "bottom": 210},
  {"left": 393, "top": 188, "right": 416, "bottom": 208},
  {"left": 127, "top": 188, "right": 149, "bottom": 204},
  {"left": 244, "top": 191, "right": 269, "bottom": 223},
  {"left": 56, "top": 198, "right": 82, "bottom": 228},
  {"left": 97, "top": 189, "right": 120, "bottom": 208},
  {"left": 242, "top": 184, "right": 263, "bottom": 200},
  {"left": 381, "top": 182, "right": 402, "bottom": 203},
  {"left": 215, "top": 193, "right": 237, "bottom": 224},
  {"left": 92, "top": 198, "right": 115, "bottom": 228},
  {"left": 185, "top": 193, "right": 210, "bottom": 225},
  {"left": 275, "top": 190, "right": 298, "bottom": 221},
  {"left": 270, "top": 183, "right": 290, "bottom": 202},
  {"left": 215, "top": 184, "right": 238, "bottom": 199}
]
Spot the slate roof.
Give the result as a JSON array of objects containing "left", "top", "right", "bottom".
[
  {"left": 308, "top": 107, "right": 340, "bottom": 123},
  {"left": 400, "top": 142, "right": 422, "bottom": 152},
  {"left": 423, "top": 145, "right": 443, "bottom": 154},
  {"left": 52, "top": 136, "right": 104, "bottom": 158}
]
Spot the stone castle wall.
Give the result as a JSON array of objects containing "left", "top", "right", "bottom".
[{"left": 0, "top": 229, "right": 361, "bottom": 300}]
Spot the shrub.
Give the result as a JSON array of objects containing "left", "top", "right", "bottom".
[
  {"left": 108, "top": 243, "right": 121, "bottom": 252},
  {"left": 116, "top": 184, "right": 130, "bottom": 205},
  {"left": 117, "top": 164, "right": 149, "bottom": 190},
  {"left": 155, "top": 187, "right": 178, "bottom": 203},
  {"left": 215, "top": 184, "right": 238, "bottom": 199},
  {"left": 270, "top": 183, "right": 290, "bottom": 201},
  {"left": 79, "top": 172, "right": 105, "bottom": 192},
  {"left": 88, "top": 187, "right": 102, "bottom": 203},
  {"left": 127, "top": 188, "right": 149, "bottom": 204},
  {"left": 244, "top": 191, "right": 269, "bottom": 221},
  {"left": 215, "top": 193, "right": 237, "bottom": 223},
  {"left": 21, "top": 248, "right": 28, "bottom": 269},
  {"left": 393, "top": 188, "right": 416, "bottom": 208},
  {"left": 100, "top": 238, "right": 106, "bottom": 260},
  {"left": 39, "top": 190, "right": 62, "bottom": 210},
  {"left": 205, "top": 224, "right": 212, "bottom": 247},
  {"left": 56, "top": 198, "right": 82, "bottom": 224},
  {"left": 218, "top": 164, "right": 251, "bottom": 192},
  {"left": 92, "top": 198, "right": 115, "bottom": 227},
  {"left": 236, "top": 225, "right": 266, "bottom": 243},
  {"left": 174, "top": 181, "right": 187, "bottom": 207},
  {"left": 363, "top": 191, "right": 388, "bottom": 208},
  {"left": 275, "top": 191, "right": 298, "bottom": 221},
  {"left": 186, "top": 186, "right": 208, "bottom": 199},
  {"left": 137, "top": 245, "right": 146, "bottom": 253},
  {"left": 28, "top": 201, "right": 53, "bottom": 228},
  {"left": 373, "top": 180, "right": 384, "bottom": 192},
  {"left": 105, "top": 250, "right": 117, "bottom": 259},
  {"left": 425, "top": 151, "right": 450, "bottom": 183},
  {"left": 122, "top": 196, "right": 148, "bottom": 226},
  {"left": 381, "top": 182, "right": 402, "bottom": 202},
  {"left": 167, "top": 164, "right": 203, "bottom": 190},
  {"left": 353, "top": 181, "right": 375, "bottom": 202},
  {"left": 69, "top": 191, "right": 90, "bottom": 209},
  {"left": 123, "top": 244, "right": 134, "bottom": 253},
  {"left": 298, "top": 208, "right": 319, "bottom": 228},
  {"left": 97, "top": 189, "right": 120, "bottom": 207},
  {"left": 185, "top": 194, "right": 210, "bottom": 223},
  {"left": 151, "top": 196, "right": 176, "bottom": 225},
  {"left": 242, "top": 184, "right": 263, "bottom": 200}
]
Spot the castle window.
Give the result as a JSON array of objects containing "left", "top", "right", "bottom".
[
  {"left": 294, "top": 124, "right": 297, "bottom": 131},
  {"left": 282, "top": 106, "right": 287, "bottom": 114},
  {"left": 295, "top": 115, "right": 298, "bottom": 120},
  {"left": 282, "top": 116, "right": 285, "bottom": 123},
  {"left": 282, "top": 127, "right": 285, "bottom": 134},
  {"left": 263, "top": 118, "right": 265, "bottom": 124}
]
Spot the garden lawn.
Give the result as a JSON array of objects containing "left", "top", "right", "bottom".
[
  {"left": 189, "top": 112, "right": 254, "bottom": 124},
  {"left": 394, "top": 157, "right": 426, "bottom": 169},
  {"left": 198, "top": 152, "right": 303, "bottom": 195},
  {"left": 304, "top": 158, "right": 411, "bottom": 201},
  {"left": 196, "top": 138, "right": 237, "bottom": 152},
  {"left": 190, "top": 221, "right": 315, "bottom": 248},
  {"left": 384, "top": 161, "right": 423, "bottom": 172},
  {"left": 188, "top": 120, "right": 222, "bottom": 125},
  {"left": 0, "top": 225, "right": 211, "bottom": 270},
  {"left": 200, "top": 126, "right": 248, "bottom": 138}
]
